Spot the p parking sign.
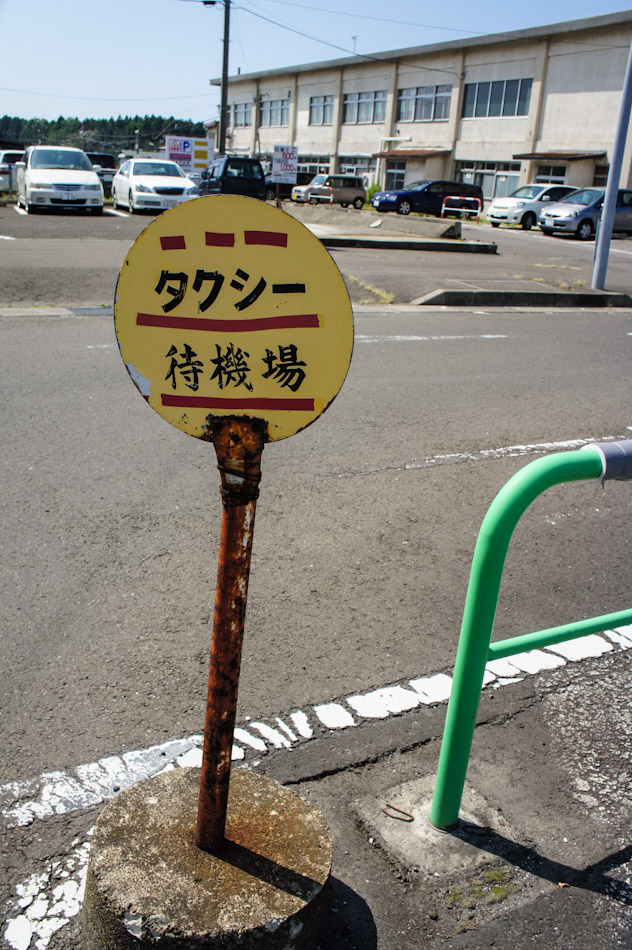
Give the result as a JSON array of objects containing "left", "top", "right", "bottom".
[{"left": 114, "top": 195, "right": 353, "bottom": 442}]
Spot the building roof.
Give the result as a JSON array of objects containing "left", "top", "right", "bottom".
[
  {"left": 512, "top": 150, "right": 608, "bottom": 162},
  {"left": 212, "top": 10, "right": 632, "bottom": 86}
]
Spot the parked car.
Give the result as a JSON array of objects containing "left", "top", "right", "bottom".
[
  {"left": 112, "top": 159, "right": 198, "bottom": 213},
  {"left": 538, "top": 187, "right": 632, "bottom": 239},
  {"left": 16, "top": 146, "right": 104, "bottom": 214},
  {"left": 371, "top": 179, "right": 483, "bottom": 216},
  {"left": 0, "top": 150, "right": 24, "bottom": 192},
  {"left": 198, "top": 156, "right": 265, "bottom": 200},
  {"left": 291, "top": 173, "right": 366, "bottom": 208},
  {"left": 85, "top": 152, "right": 117, "bottom": 197},
  {"left": 487, "top": 183, "right": 577, "bottom": 230},
  {"left": 265, "top": 171, "right": 313, "bottom": 201}
]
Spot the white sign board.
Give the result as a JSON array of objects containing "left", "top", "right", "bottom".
[
  {"left": 270, "top": 145, "right": 298, "bottom": 184},
  {"left": 165, "top": 136, "right": 212, "bottom": 177}
]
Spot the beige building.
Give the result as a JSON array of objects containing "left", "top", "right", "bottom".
[{"left": 212, "top": 10, "right": 632, "bottom": 198}]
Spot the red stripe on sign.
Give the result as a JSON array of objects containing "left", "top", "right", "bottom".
[
  {"left": 136, "top": 312, "right": 320, "bottom": 332},
  {"left": 160, "top": 235, "right": 186, "bottom": 250},
  {"left": 206, "top": 232, "right": 235, "bottom": 246},
  {"left": 244, "top": 230, "right": 288, "bottom": 247},
  {"left": 161, "top": 394, "right": 315, "bottom": 411}
]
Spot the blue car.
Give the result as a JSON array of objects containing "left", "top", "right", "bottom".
[{"left": 371, "top": 178, "right": 484, "bottom": 216}]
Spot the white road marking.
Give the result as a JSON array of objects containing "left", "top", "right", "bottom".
[
  {"left": 357, "top": 333, "right": 508, "bottom": 343},
  {"left": 13, "top": 206, "right": 27, "bottom": 216},
  {"left": 335, "top": 433, "right": 630, "bottom": 478},
  {"left": 0, "top": 234, "right": 16, "bottom": 240},
  {"left": 104, "top": 208, "right": 129, "bottom": 217}
]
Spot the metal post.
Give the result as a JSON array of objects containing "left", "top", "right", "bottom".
[
  {"left": 429, "top": 449, "right": 602, "bottom": 831},
  {"left": 195, "top": 416, "right": 266, "bottom": 853},
  {"left": 592, "top": 39, "right": 632, "bottom": 289}
]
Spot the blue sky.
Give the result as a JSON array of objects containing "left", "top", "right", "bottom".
[{"left": 0, "top": 0, "right": 630, "bottom": 123}]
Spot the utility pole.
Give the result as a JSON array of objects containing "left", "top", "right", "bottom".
[{"left": 205, "top": 0, "right": 230, "bottom": 156}]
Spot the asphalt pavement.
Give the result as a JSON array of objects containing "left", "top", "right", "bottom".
[{"left": 1, "top": 203, "right": 632, "bottom": 949}]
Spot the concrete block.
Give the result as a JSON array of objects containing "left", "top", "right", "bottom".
[{"left": 83, "top": 767, "right": 332, "bottom": 948}]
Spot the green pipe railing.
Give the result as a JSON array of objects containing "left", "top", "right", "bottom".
[{"left": 430, "top": 445, "right": 632, "bottom": 830}]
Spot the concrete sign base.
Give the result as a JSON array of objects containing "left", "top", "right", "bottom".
[{"left": 82, "top": 768, "right": 332, "bottom": 949}]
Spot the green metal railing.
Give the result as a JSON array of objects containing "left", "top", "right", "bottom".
[{"left": 430, "top": 444, "right": 632, "bottom": 830}]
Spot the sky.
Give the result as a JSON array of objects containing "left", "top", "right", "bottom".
[{"left": 0, "top": 0, "right": 630, "bottom": 125}]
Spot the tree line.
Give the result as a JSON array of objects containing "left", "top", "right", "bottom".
[{"left": 0, "top": 115, "right": 207, "bottom": 153}]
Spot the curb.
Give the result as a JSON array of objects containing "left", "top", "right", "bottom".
[
  {"left": 411, "top": 289, "right": 632, "bottom": 307},
  {"left": 318, "top": 235, "right": 498, "bottom": 253}
]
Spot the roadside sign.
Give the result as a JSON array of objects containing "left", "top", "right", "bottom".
[
  {"left": 114, "top": 195, "right": 353, "bottom": 442},
  {"left": 165, "top": 136, "right": 212, "bottom": 177},
  {"left": 270, "top": 144, "right": 298, "bottom": 184}
]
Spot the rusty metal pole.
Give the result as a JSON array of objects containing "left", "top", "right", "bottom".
[{"left": 195, "top": 416, "right": 266, "bottom": 853}]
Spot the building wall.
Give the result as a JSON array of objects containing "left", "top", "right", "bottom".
[{"left": 221, "top": 13, "right": 632, "bottom": 194}]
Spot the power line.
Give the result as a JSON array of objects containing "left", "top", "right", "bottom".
[{"left": 233, "top": 2, "right": 461, "bottom": 77}]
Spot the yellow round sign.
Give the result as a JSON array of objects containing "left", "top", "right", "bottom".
[{"left": 114, "top": 195, "right": 353, "bottom": 442}]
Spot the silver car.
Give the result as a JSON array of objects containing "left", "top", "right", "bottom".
[
  {"left": 487, "top": 183, "right": 576, "bottom": 230},
  {"left": 538, "top": 187, "right": 632, "bottom": 240}
]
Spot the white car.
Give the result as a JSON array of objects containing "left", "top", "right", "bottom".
[
  {"left": 487, "top": 183, "right": 577, "bottom": 230},
  {"left": 16, "top": 146, "right": 104, "bottom": 214},
  {"left": 112, "top": 159, "right": 198, "bottom": 213}
]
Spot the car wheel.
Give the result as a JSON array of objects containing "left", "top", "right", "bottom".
[
  {"left": 491, "top": 222, "right": 500, "bottom": 228},
  {"left": 352, "top": 197, "right": 364, "bottom": 210},
  {"left": 128, "top": 191, "right": 135, "bottom": 214},
  {"left": 576, "top": 219, "right": 594, "bottom": 240},
  {"left": 540, "top": 228, "right": 554, "bottom": 235},
  {"left": 396, "top": 199, "right": 412, "bottom": 215},
  {"left": 91, "top": 207, "right": 103, "bottom": 216},
  {"left": 265, "top": 187, "right": 276, "bottom": 201},
  {"left": 521, "top": 212, "right": 536, "bottom": 230},
  {"left": 340, "top": 202, "right": 348, "bottom": 208}
]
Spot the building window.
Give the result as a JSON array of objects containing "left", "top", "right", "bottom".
[
  {"left": 397, "top": 85, "right": 451, "bottom": 122},
  {"left": 593, "top": 164, "right": 609, "bottom": 187},
  {"left": 337, "top": 155, "right": 376, "bottom": 179},
  {"left": 342, "top": 90, "right": 387, "bottom": 124},
  {"left": 231, "top": 101, "right": 252, "bottom": 128},
  {"left": 309, "top": 95, "right": 334, "bottom": 126},
  {"left": 298, "top": 154, "right": 330, "bottom": 174},
  {"left": 260, "top": 98, "right": 290, "bottom": 127},
  {"left": 535, "top": 164, "right": 567, "bottom": 183},
  {"left": 456, "top": 160, "right": 521, "bottom": 199},
  {"left": 462, "top": 78, "right": 532, "bottom": 118},
  {"left": 385, "top": 160, "right": 406, "bottom": 190}
]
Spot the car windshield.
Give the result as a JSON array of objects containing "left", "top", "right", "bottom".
[
  {"left": 509, "top": 185, "right": 545, "bottom": 199},
  {"left": 225, "top": 160, "right": 263, "bottom": 179},
  {"left": 560, "top": 188, "right": 602, "bottom": 206},
  {"left": 402, "top": 180, "right": 430, "bottom": 192},
  {"left": 88, "top": 154, "right": 116, "bottom": 169},
  {"left": 30, "top": 149, "right": 92, "bottom": 171},
  {"left": 309, "top": 175, "right": 327, "bottom": 186},
  {"left": 132, "top": 162, "right": 184, "bottom": 177}
]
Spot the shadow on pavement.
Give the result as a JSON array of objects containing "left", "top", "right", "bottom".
[
  {"left": 453, "top": 821, "right": 632, "bottom": 903},
  {"left": 315, "top": 876, "right": 378, "bottom": 949}
]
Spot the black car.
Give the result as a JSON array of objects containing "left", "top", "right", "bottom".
[
  {"left": 371, "top": 179, "right": 483, "bottom": 216},
  {"left": 199, "top": 156, "right": 265, "bottom": 200},
  {"left": 85, "top": 152, "right": 117, "bottom": 197},
  {"left": 265, "top": 171, "right": 313, "bottom": 201}
]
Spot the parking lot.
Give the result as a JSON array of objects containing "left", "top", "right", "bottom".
[{"left": 0, "top": 199, "right": 631, "bottom": 308}]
